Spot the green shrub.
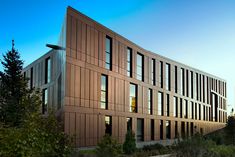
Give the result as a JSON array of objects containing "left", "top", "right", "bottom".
[
  {"left": 95, "top": 134, "right": 122, "bottom": 157},
  {"left": 143, "top": 143, "right": 164, "bottom": 151},
  {"left": 0, "top": 111, "right": 72, "bottom": 157},
  {"left": 210, "top": 145, "right": 235, "bottom": 157},
  {"left": 143, "top": 143, "right": 172, "bottom": 155},
  {"left": 175, "top": 133, "right": 235, "bottom": 157},
  {"left": 175, "top": 133, "right": 216, "bottom": 157},
  {"left": 123, "top": 130, "right": 136, "bottom": 154}
]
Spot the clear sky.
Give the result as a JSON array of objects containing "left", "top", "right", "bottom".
[{"left": 1, "top": 0, "right": 235, "bottom": 112}]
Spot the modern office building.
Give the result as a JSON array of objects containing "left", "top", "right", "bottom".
[{"left": 23, "top": 6, "right": 227, "bottom": 148}]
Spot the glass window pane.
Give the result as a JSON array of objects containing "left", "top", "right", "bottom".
[
  {"left": 101, "top": 76, "right": 106, "bottom": 91},
  {"left": 130, "top": 83, "right": 137, "bottom": 113},
  {"left": 101, "top": 102, "right": 106, "bottom": 109},
  {"left": 101, "top": 91, "right": 106, "bottom": 102},
  {"left": 137, "top": 53, "right": 143, "bottom": 81},
  {"left": 158, "top": 92, "right": 162, "bottom": 116},
  {"left": 101, "top": 75, "right": 107, "bottom": 109},
  {"left": 106, "top": 53, "right": 110, "bottom": 63},
  {"left": 105, "top": 38, "right": 110, "bottom": 52}
]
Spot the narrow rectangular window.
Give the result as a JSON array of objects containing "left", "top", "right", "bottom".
[
  {"left": 137, "top": 53, "right": 144, "bottom": 81},
  {"left": 158, "top": 92, "right": 163, "bottom": 116},
  {"left": 137, "top": 118, "right": 144, "bottom": 141},
  {"left": 201, "top": 104, "right": 204, "bottom": 120},
  {"left": 173, "top": 96, "right": 178, "bottom": 117},
  {"left": 105, "top": 116, "right": 112, "bottom": 135},
  {"left": 191, "top": 101, "right": 194, "bottom": 119},
  {"left": 45, "top": 57, "right": 51, "bottom": 84},
  {"left": 42, "top": 88, "right": 48, "bottom": 114},
  {"left": 101, "top": 75, "right": 108, "bottom": 109},
  {"left": 199, "top": 104, "right": 201, "bottom": 120},
  {"left": 196, "top": 73, "right": 199, "bottom": 100},
  {"left": 105, "top": 36, "right": 112, "bottom": 70},
  {"left": 199, "top": 75, "right": 202, "bottom": 101},
  {"left": 181, "top": 68, "right": 185, "bottom": 95},
  {"left": 166, "top": 121, "right": 171, "bottom": 139},
  {"left": 130, "top": 83, "right": 137, "bottom": 113},
  {"left": 195, "top": 103, "right": 197, "bottom": 120},
  {"left": 180, "top": 98, "right": 183, "bottom": 118},
  {"left": 175, "top": 121, "right": 178, "bottom": 138},
  {"left": 207, "top": 77, "right": 209, "bottom": 104},
  {"left": 187, "top": 122, "right": 189, "bottom": 137},
  {"left": 166, "top": 63, "right": 171, "bottom": 91},
  {"left": 194, "top": 73, "right": 197, "bottom": 100},
  {"left": 166, "top": 94, "right": 170, "bottom": 116},
  {"left": 181, "top": 122, "right": 185, "bottom": 138},
  {"left": 127, "top": 117, "right": 132, "bottom": 131},
  {"left": 159, "top": 61, "right": 163, "bottom": 88},
  {"left": 160, "top": 120, "right": 163, "bottom": 140},
  {"left": 151, "top": 119, "right": 154, "bottom": 140},
  {"left": 30, "top": 67, "right": 33, "bottom": 89},
  {"left": 203, "top": 105, "right": 206, "bottom": 121},
  {"left": 188, "top": 100, "right": 191, "bottom": 119},
  {"left": 151, "top": 59, "right": 156, "bottom": 85},
  {"left": 175, "top": 66, "right": 178, "bottom": 93},
  {"left": 184, "top": 99, "right": 188, "bottom": 119},
  {"left": 186, "top": 70, "right": 189, "bottom": 97},
  {"left": 127, "top": 47, "right": 132, "bottom": 77},
  {"left": 203, "top": 75, "right": 205, "bottom": 103},
  {"left": 148, "top": 89, "right": 153, "bottom": 114},
  {"left": 191, "top": 71, "right": 193, "bottom": 98},
  {"left": 190, "top": 122, "right": 194, "bottom": 136}
]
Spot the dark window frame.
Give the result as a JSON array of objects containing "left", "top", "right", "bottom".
[
  {"left": 159, "top": 61, "right": 163, "bottom": 88},
  {"left": 105, "top": 116, "right": 112, "bottom": 135},
  {"left": 130, "top": 83, "right": 137, "bottom": 113},
  {"left": 42, "top": 88, "right": 48, "bottom": 114},
  {"left": 127, "top": 47, "right": 132, "bottom": 77},
  {"left": 137, "top": 53, "right": 144, "bottom": 81},
  {"left": 101, "top": 74, "right": 108, "bottom": 109},
  {"left": 148, "top": 88, "right": 153, "bottom": 115},
  {"left": 166, "top": 63, "right": 171, "bottom": 91},
  {"left": 152, "top": 58, "right": 156, "bottom": 85},
  {"left": 105, "top": 36, "right": 112, "bottom": 70},
  {"left": 45, "top": 57, "right": 51, "bottom": 84},
  {"left": 30, "top": 67, "right": 33, "bottom": 89}
]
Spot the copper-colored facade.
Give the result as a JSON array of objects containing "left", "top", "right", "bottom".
[{"left": 23, "top": 6, "right": 227, "bottom": 148}]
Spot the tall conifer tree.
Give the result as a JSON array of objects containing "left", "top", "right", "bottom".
[{"left": 0, "top": 40, "right": 28, "bottom": 126}]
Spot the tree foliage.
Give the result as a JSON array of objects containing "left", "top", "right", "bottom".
[
  {"left": 123, "top": 130, "right": 136, "bottom": 154},
  {"left": 0, "top": 110, "right": 72, "bottom": 157},
  {"left": 0, "top": 41, "right": 72, "bottom": 156},
  {"left": 95, "top": 134, "right": 122, "bottom": 157},
  {"left": 0, "top": 41, "right": 35, "bottom": 127},
  {"left": 225, "top": 116, "right": 235, "bottom": 145}
]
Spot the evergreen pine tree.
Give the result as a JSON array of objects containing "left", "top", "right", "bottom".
[{"left": 0, "top": 40, "right": 33, "bottom": 127}]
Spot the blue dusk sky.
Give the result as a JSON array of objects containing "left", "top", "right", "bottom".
[{"left": 1, "top": 0, "right": 235, "bottom": 112}]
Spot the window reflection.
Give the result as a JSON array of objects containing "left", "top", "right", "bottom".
[
  {"left": 105, "top": 36, "right": 112, "bottom": 70},
  {"left": 105, "top": 116, "right": 112, "bottom": 135},
  {"left": 158, "top": 92, "right": 163, "bottom": 116},
  {"left": 130, "top": 83, "right": 137, "bottom": 113},
  {"left": 127, "top": 48, "right": 132, "bottom": 77},
  {"left": 42, "top": 88, "right": 48, "bottom": 114},
  {"left": 101, "top": 75, "right": 107, "bottom": 109},
  {"left": 45, "top": 57, "right": 51, "bottom": 84},
  {"left": 137, "top": 53, "right": 144, "bottom": 81}
]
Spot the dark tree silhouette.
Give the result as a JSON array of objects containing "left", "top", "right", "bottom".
[
  {"left": 225, "top": 116, "right": 235, "bottom": 145},
  {"left": 0, "top": 40, "right": 29, "bottom": 126}
]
